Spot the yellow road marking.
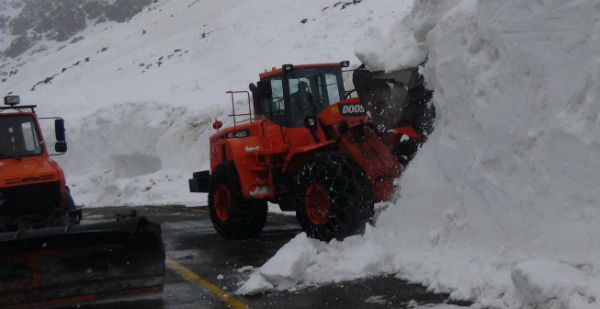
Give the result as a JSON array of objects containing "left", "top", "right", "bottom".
[{"left": 166, "top": 257, "right": 250, "bottom": 309}]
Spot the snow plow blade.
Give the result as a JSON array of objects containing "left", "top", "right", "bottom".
[{"left": 0, "top": 216, "right": 164, "bottom": 308}]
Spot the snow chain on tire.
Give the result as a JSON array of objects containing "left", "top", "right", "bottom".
[{"left": 294, "top": 152, "right": 374, "bottom": 241}]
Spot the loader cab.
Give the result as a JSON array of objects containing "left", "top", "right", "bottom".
[{"left": 251, "top": 62, "right": 348, "bottom": 127}]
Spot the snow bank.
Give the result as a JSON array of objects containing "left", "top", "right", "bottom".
[
  {"left": 55, "top": 102, "right": 220, "bottom": 206},
  {"left": 240, "top": 0, "right": 600, "bottom": 308}
]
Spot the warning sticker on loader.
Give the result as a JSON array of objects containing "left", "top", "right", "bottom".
[{"left": 338, "top": 103, "right": 366, "bottom": 116}]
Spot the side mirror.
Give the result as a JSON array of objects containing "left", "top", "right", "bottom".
[
  {"left": 55, "top": 141, "right": 67, "bottom": 153},
  {"left": 304, "top": 116, "right": 317, "bottom": 129},
  {"left": 256, "top": 80, "right": 271, "bottom": 95},
  {"left": 55, "top": 119, "right": 66, "bottom": 142},
  {"left": 249, "top": 83, "right": 257, "bottom": 93}
]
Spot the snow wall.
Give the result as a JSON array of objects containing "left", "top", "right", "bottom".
[{"left": 239, "top": 1, "right": 600, "bottom": 308}]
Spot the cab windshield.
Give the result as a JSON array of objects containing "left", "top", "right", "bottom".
[
  {"left": 0, "top": 115, "right": 43, "bottom": 159},
  {"left": 260, "top": 66, "right": 345, "bottom": 127}
]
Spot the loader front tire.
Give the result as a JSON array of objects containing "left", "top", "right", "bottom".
[
  {"left": 208, "top": 162, "right": 267, "bottom": 239},
  {"left": 295, "top": 152, "right": 374, "bottom": 241}
]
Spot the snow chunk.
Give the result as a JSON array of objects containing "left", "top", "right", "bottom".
[
  {"left": 364, "top": 295, "right": 387, "bottom": 305},
  {"left": 249, "top": 185, "right": 269, "bottom": 197},
  {"left": 511, "top": 260, "right": 587, "bottom": 308},
  {"left": 237, "top": 233, "right": 317, "bottom": 294}
]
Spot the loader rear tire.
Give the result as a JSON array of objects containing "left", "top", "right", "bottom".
[
  {"left": 208, "top": 162, "right": 267, "bottom": 239},
  {"left": 295, "top": 152, "right": 374, "bottom": 241}
]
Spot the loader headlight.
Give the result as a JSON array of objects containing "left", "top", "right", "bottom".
[{"left": 340, "top": 60, "right": 350, "bottom": 68}]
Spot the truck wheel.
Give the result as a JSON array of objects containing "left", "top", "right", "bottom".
[
  {"left": 295, "top": 152, "right": 374, "bottom": 241},
  {"left": 208, "top": 162, "right": 267, "bottom": 239}
]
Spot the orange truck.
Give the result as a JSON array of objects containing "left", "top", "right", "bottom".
[
  {"left": 0, "top": 95, "right": 80, "bottom": 230},
  {"left": 0, "top": 95, "right": 165, "bottom": 308}
]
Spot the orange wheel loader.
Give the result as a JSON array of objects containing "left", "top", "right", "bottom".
[{"left": 189, "top": 61, "right": 434, "bottom": 241}]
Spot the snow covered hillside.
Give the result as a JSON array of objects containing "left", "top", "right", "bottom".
[
  {"left": 1, "top": 0, "right": 408, "bottom": 206},
  {"left": 3, "top": 0, "right": 600, "bottom": 308},
  {"left": 239, "top": 0, "right": 600, "bottom": 308}
]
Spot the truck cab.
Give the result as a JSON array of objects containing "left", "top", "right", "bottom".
[{"left": 0, "top": 95, "right": 80, "bottom": 231}]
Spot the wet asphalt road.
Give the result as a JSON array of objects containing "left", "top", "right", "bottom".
[{"left": 54, "top": 205, "right": 470, "bottom": 309}]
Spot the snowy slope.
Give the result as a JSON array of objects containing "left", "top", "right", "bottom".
[
  {"left": 3, "top": 0, "right": 600, "bottom": 308},
  {"left": 2, "top": 0, "right": 409, "bottom": 206},
  {"left": 239, "top": 0, "right": 600, "bottom": 308}
]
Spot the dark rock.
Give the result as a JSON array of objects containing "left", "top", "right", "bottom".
[
  {"left": 82, "top": 1, "right": 104, "bottom": 20},
  {"left": 105, "top": 0, "right": 152, "bottom": 23},
  {"left": 2, "top": 0, "right": 153, "bottom": 58},
  {"left": 4, "top": 35, "right": 33, "bottom": 58},
  {"left": 300, "top": 18, "right": 308, "bottom": 24},
  {"left": 70, "top": 36, "right": 84, "bottom": 44}
]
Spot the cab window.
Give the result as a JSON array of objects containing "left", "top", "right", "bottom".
[
  {"left": 0, "top": 115, "right": 43, "bottom": 158},
  {"left": 257, "top": 66, "right": 345, "bottom": 128}
]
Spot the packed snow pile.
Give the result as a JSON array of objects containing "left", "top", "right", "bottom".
[{"left": 239, "top": 0, "right": 600, "bottom": 308}]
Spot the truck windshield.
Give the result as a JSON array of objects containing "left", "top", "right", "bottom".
[{"left": 0, "top": 115, "right": 43, "bottom": 159}]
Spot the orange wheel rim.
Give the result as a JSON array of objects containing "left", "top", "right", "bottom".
[
  {"left": 305, "top": 184, "right": 330, "bottom": 225},
  {"left": 214, "top": 185, "right": 231, "bottom": 221}
]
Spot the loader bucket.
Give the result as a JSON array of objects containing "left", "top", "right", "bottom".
[
  {"left": 353, "top": 65, "right": 434, "bottom": 135},
  {"left": 0, "top": 216, "right": 164, "bottom": 308}
]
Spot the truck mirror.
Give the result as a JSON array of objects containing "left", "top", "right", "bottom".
[
  {"left": 55, "top": 119, "right": 66, "bottom": 142},
  {"left": 256, "top": 80, "right": 271, "bottom": 95},
  {"left": 55, "top": 141, "right": 67, "bottom": 153}
]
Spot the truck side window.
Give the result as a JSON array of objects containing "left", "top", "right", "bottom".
[
  {"left": 20, "top": 122, "right": 40, "bottom": 152},
  {"left": 0, "top": 116, "right": 42, "bottom": 158}
]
